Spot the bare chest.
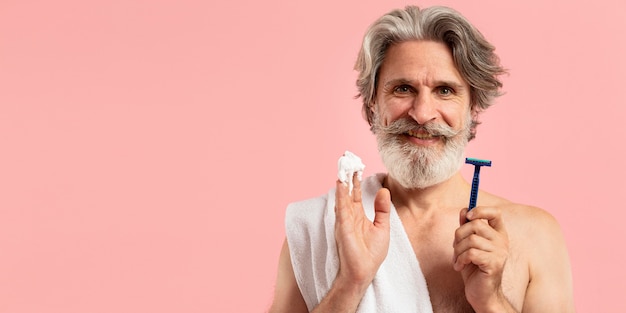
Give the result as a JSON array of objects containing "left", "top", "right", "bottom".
[
  {"left": 409, "top": 229, "right": 473, "bottom": 312},
  {"left": 403, "top": 221, "right": 528, "bottom": 313}
]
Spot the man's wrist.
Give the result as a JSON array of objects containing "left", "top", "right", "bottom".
[
  {"left": 311, "top": 276, "right": 370, "bottom": 313},
  {"left": 478, "top": 292, "right": 518, "bottom": 313},
  {"left": 332, "top": 274, "right": 371, "bottom": 299}
]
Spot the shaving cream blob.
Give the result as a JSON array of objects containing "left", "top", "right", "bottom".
[{"left": 337, "top": 151, "right": 365, "bottom": 195}]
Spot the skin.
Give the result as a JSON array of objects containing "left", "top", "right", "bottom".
[{"left": 270, "top": 41, "right": 574, "bottom": 313}]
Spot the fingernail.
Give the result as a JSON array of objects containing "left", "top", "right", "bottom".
[{"left": 466, "top": 210, "right": 474, "bottom": 219}]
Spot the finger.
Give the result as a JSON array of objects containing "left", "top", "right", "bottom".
[
  {"left": 453, "top": 233, "right": 494, "bottom": 263},
  {"left": 454, "top": 218, "right": 500, "bottom": 245},
  {"left": 335, "top": 179, "right": 348, "bottom": 204},
  {"left": 352, "top": 173, "right": 362, "bottom": 203},
  {"left": 459, "top": 207, "right": 469, "bottom": 226},
  {"left": 373, "top": 188, "right": 391, "bottom": 229},
  {"left": 466, "top": 206, "right": 507, "bottom": 233},
  {"left": 453, "top": 248, "right": 492, "bottom": 272},
  {"left": 335, "top": 180, "right": 351, "bottom": 221},
  {"left": 454, "top": 233, "right": 495, "bottom": 254},
  {"left": 453, "top": 244, "right": 508, "bottom": 274}
]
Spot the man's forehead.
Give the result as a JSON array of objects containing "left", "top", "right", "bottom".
[{"left": 377, "top": 41, "right": 467, "bottom": 87}]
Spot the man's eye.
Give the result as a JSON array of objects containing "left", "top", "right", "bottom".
[
  {"left": 393, "top": 85, "right": 412, "bottom": 94},
  {"left": 438, "top": 87, "right": 454, "bottom": 96}
]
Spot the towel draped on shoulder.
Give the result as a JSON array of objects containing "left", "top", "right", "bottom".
[{"left": 286, "top": 173, "right": 434, "bottom": 312}]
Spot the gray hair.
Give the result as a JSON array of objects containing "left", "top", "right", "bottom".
[{"left": 355, "top": 5, "right": 507, "bottom": 139}]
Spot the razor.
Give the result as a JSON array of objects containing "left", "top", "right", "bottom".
[{"left": 465, "top": 158, "right": 492, "bottom": 212}]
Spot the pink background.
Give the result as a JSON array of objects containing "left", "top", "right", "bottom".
[{"left": 1, "top": 0, "right": 624, "bottom": 312}]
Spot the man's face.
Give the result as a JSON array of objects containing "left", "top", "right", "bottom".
[{"left": 371, "top": 40, "right": 473, "bottom": 189}]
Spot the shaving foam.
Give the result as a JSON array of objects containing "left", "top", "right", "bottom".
[{"left": 337, "top": 151, "right": 365, "bottom": 195}]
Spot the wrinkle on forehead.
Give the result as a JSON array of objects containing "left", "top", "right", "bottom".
[{"left": 378, "top": 40, "right": 468, "bottom": 90}]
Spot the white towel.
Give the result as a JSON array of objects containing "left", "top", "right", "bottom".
[{"left": 286, "top": 173, "right": 433, "bottom": 313}]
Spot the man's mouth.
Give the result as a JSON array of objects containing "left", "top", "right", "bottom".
[{"left": 406, "top": 130, "right": 439, "bottom": 140}]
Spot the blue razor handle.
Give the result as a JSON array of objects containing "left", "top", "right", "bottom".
[{"left": 465, "top": 158, "right": 492, "bottom": 213}]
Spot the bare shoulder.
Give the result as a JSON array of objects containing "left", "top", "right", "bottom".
[
  {"left": 480, "top": 191, "right": 562, "bottom": 237},
  {"left": 480, "top": 192, "right": 575, "bottom": 311},
  {"left": 499, "top": 201, "right": 568, "bottom": 267},
  {"left": 481, "top": 191, "right": 567, "bottom": 275}
]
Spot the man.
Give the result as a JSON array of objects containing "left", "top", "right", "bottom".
[{"left": 270, "top": 5, "right": 574, "bottom": 313}]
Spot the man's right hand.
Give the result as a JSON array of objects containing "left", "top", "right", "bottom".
[
  {"left": 333, "top": 174, "right": 392, "bottom": 296},
  {"left": 270, "top": 175, "right": 393, "bottom": 313}
]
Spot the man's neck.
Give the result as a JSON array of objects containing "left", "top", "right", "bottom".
[{"left": 383, "top": 172, "right": 470, "bottom": 218}]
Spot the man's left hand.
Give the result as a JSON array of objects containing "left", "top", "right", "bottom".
[{"left": 453, "top": 206, "right": 513, "bottom": 312}]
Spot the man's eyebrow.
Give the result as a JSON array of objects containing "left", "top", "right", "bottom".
[
  {"left": 435, "top": 80, "right": 466, "bottom": 89},
  {"left": 383, "top": 78, "right": 466, "bottom": 89},
  {"left": 383, "top": 78, "right": 412, "bottom": 88}
]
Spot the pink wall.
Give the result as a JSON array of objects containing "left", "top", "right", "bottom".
[{"left": 1, "top": 0, "right": 624, "bottom": 312}]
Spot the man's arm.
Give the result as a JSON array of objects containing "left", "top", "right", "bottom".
[
  {"left": 269, "top": 239, "right": 308, "bottom": 313},
  {"left": 269, "top": 239, "right": 374, "bottom": 313},
  {"left": 520, "top": 209, "right": 575, "bottom": 312}
]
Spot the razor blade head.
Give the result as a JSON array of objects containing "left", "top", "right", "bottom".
[{"left": 465, "top": 157, "right": 492, "bottom": 167}]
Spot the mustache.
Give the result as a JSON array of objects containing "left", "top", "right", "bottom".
[{"left": 373, "top": 117, "right": 461, "bottom": 138}]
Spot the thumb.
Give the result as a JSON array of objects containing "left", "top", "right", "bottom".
[
  {"left": 373, "top": 188, "right": 391, "bottom": 228},
  {"left": 459, "top": 207, "right": 469, "bottom": 226}
]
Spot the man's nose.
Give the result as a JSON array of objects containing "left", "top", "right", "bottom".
[{"left": 408, "top": 92, "right": 437, "bottom": 124}]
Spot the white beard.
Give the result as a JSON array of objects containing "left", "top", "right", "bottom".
[{"left": 374, "top": 114, "right": 471, "bottom": 189}]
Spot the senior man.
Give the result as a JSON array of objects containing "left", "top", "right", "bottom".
[{"left": 270, "top": 5, "right": 574, "bottom": 313}]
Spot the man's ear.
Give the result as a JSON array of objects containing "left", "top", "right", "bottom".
[
  {"left": 361, "top": 105, "right": 369, "bottom": 122},
  {"left": 470, "top": 103, "right": 480, "bottom": 119},
  {"left": 362, "top": 101, "right": 376, "bottom": 123},
  {"left": 369, "top": 100, "right": 379, "bottom": 117}
]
